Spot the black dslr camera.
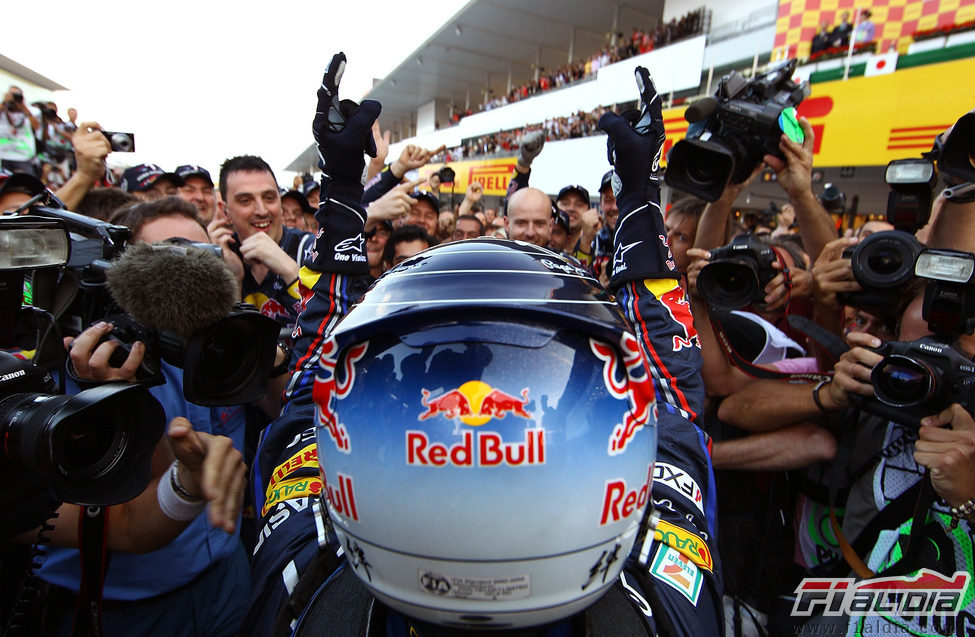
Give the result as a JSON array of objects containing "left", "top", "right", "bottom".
[
  {"left": 0, "top": 216, "right": 164, "bottom": 539},
  {"left": 437, "top": 166, "right": 456, "bottom": 183},
  {"left": 851, "top": 248, "right": 975, "bottom": 427},
  {"left": 666, "top": 59, "right": 809, "bottom": 202},
  {"left": 696, "top": 234, "right": 778, "bottom": 311},
  {"left": 838, "top": 230, "right": 923, "bottom": 311}
]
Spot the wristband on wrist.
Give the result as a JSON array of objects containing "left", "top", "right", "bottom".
[
  {"left": 812, "top": 378, "right": 833, "bottom": 413},
  {"left": 157, "top": 461, "right": 205, "bottom": 521},
  {"left": 948, "top": 496, "right": 975, "bottom": 530}
]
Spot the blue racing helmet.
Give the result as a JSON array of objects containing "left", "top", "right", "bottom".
[{"left": 313, "top": 239, "right": 658, "bottom": 629}]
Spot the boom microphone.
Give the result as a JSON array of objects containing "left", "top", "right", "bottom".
[{"left": 106, "top": 242, "right": 239, "bottom": 338}]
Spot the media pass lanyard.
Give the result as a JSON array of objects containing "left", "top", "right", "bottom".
[{"left": 72, "top": 505, "right": 110, "bottom": 637}]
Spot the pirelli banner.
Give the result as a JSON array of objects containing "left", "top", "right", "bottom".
[
  {"left": 661, "top": 57, "right": 975, "bottom": 169},
  {"left": 420, "top": 58, "right": 975, "bottom": 195}
]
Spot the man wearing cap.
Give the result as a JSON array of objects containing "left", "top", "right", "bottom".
[
  {"left": 300, "top": 179, "right": 320, "bottom": 209},
  {"left": 592, "top": 170, "right": 618, "bottom": 283},
  {"left": 547, "top": 209, "right": 570, "bottom": 254},
  {"left": 0, "top": 172, "right": 47, "bottom": 212},
  {"left": 400, "top": 190, "right": 441, "bottom": 236},
  {"left": 176, "top": 164, "right": 217, "bottom": 224},
  {"left": 556, "top": 183, "right": 599, "bottom": 267},
  {"left": 280, "top": 189, "right": 314, "bottom": 232},
  {"left": 120, "top": 163, "right": 184, "bottom": 202}
]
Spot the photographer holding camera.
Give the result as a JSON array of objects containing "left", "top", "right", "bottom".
[
  {"left": 0, "top": 86, "right": 40, "bottom": 176},
  {"left": 20, "top": 198, "right": 260, "bottom": 637}
]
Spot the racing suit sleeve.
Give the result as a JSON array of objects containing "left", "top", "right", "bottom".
[
  {"left": 599, "top": 68, "right": 723, "bottom": 636},
  {"left": 361, "top": 164, "right": 402, "bottom": 207},
  {"left": 242, "top": 58, "right": 380, "bottom": 636}
]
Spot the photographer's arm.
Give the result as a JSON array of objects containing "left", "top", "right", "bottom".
[
  {"left": 923, "top": 198, "right": 975, "bottom": 251},
  {"left": 763, "top": 118, "right": 837, "bottom": 263},
  {"left": 21, "top": 418, "right": 245, "bottom": 553},
  {"left": 692, "top": 166, "right": 760, "bottom": 250},
  {"left": 712, "top": 422, "right": 836, "bottom": 471},
  {"left": 54, "top": 123, "right": 111, "bottom": 211}
]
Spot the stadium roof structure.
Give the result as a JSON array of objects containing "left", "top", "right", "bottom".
[
  {"left": 0, "top": 53, "right": 68, "bottom": 91},
  {"left": 287, "top": 0, "right": 663, "bottom": 172}
]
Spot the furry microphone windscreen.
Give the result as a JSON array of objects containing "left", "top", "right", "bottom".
[{"left": 106, "top": 242, "right": 240, "bottom": 338}]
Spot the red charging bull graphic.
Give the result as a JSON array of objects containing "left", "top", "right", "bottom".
[
  {"left": 313, "top": 338, "right": 368, "bottom": 453},
  {"left": 419, "top": 381, "right": 530, "bottom": 426},
  {"left": 590, "top": 333, "right": 657, "bottom": 456},
  {"left": 645, "top": 279, "right": 699, "bottom": 352},
  {"left": 412, "top": 381, "right": 541, "bottom": 468}
]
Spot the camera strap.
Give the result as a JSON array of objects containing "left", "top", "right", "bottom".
[
  {"left": 826, "top": 415, "right": 936, "bottom": 580},
  {"left": 71, "top": 505, "right": 110, "bottom": 637},
  {"left": 708, "top": 310, "right": 829, "bottom": 383}
]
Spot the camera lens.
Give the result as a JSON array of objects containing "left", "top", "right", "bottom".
[
  {"left": 852, "top": 230, "right": 922, "bottom": 290},
  {"left": 872, "top": 355, "right": 936, "bottom": 407},
  {"left": 0, "top": 384, "right": 164, "bottom": 505},
  {"left": 664, "top": 139, "right": 734, "bottom": 203},
  {"left": 697, "top": 260, "right": 760, "bottom": 311}
]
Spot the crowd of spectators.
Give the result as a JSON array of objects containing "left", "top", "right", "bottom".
[
  {"left": 0, "top": 87, "right": 79, "bottom": 189},
  {"left": 456, "top": 107, "right": 607, "bottom": 159},
  {"left": 449, "top": 7, "right": 707, "bottom": 120},
  {"left": 2, "top": 31, "right": 975, "bottom": 637}
]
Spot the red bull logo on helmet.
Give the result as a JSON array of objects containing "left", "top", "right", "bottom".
[
  {"left": 590, "top": 333, "right": 656, "bottom": 456},
  {"left": 419, "top": 381, "right": 531, "bottom": 426},
  {"left": 600, "top": 464, "right": 653, "bottom": 525},
  {"left": 313, "top": 338, "right": 369, "bottom": 453},
  {"left": 406, "top": 428, "right": 545, "bottom": 467}
]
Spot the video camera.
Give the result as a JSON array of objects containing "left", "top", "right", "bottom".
[
  {"left": 696, "top": 234, "right": 778, "bottom": 311},
  {"left": 666, "top": 59, "right": 810, "bottom": 202},
  {"left": 851, "top": 248, "right": 975, "bottom": 427},
  {"left": 0, "top": 215, "right": 164, "bottom": 538},
  {"left": 15, "top": 198, "right": 280, "bottom": 407}
]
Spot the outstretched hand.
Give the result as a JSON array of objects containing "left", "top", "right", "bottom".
[
  {"left": 167, "top": 417, "right": 246, "bottom": 534},
  {"left": 313, "top": 52, "right": 382, "bottom": 184},
  {"left": 597, "top": 66, "right": 665, "bottom": 212}
]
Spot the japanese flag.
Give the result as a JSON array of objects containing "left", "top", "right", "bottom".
[{"left": 865, "top": 52, "right": 898, "bottom": 76}]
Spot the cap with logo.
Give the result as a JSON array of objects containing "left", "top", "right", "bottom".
[
  {"left": 300, "top": 180, "right": 320, "bottom": 198},
  {"left": 174, "top": 165, "right": 213, "bottom": 186},
  {"left": 599, "top": 170, "right": 614, "bottom": 194},
  {"left": 553, "top": 208, "right": 570, "bottom": 232},
  {"left": 411, "top": 190, "right": 441, "bottom": 214},
  {"left": 119, "top": 164, "right": 184, "bottom": 193},
  {"left": 557, "top": 184, "right": 591, "bottom": 204}
]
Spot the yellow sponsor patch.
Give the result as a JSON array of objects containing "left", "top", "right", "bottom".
[
  {"left": 266, "top": 444, "right": 318, "bottom": 498},
  {"left": 262, "top": 477, "right": 322, "bottom": 516},
  {"left": 653, "top": 519, "right": 713, "bottom": 572}
]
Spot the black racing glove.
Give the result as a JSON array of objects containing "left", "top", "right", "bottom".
[
  {"left": 598, "top": 67, "right": 677, "bottom": 289},
  {"left": 313, "top": 52, "right": 381, "bottom": 203},
  {"left": 309, "top": 52, "right": 381, "bottom": 274}
]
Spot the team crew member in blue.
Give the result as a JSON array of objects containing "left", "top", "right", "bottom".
[
  {"left": 208, "top": 155, "right": 316, "bottom": 329},
  {"left": 243, "top": 54, "right": 721, "bottom": 636},
  {"left": 35, "top": 206, "right": 251, "bottom": 637}
]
